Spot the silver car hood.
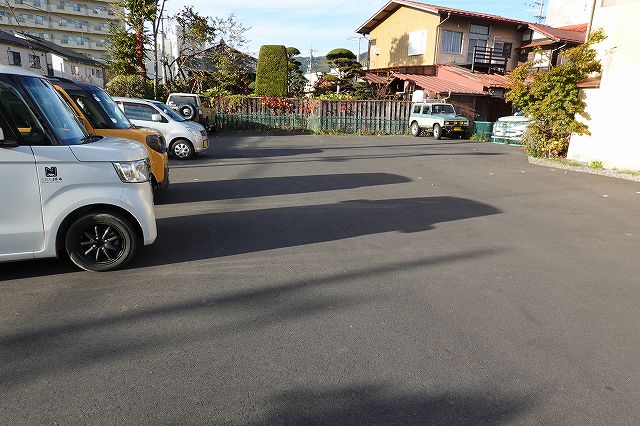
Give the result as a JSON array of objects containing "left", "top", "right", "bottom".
[{"left": 70, "top": 137, "right": 148, "bottom": 162}]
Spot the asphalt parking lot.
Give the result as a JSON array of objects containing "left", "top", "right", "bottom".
[{"left": 2, "top": 133, "right": 640, "bottom": 424}]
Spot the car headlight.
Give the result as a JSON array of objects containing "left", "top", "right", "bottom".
[{"left": 113, "top": 159, "right": 150, "bottom": 183}]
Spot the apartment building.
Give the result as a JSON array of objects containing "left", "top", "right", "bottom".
[{"left": 0, "top": 0, "right": 119, "bottom": 61}]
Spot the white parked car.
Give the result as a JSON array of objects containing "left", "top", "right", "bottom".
[
  {"left": 114, "top": 97, "right": 209, "bottom": 159},
  {"left": 492, "top": 113, "right": 531, "bottom": 144},
  {"left": 0, "top": 66, "right": 156, "bottom": 272}
]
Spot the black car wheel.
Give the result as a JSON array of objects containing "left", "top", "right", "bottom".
[
  {"left": 65, "top": 213, "right": 137, "bottom": 272},
  {"left": 171, "top": 139, "right": 195, "bottom": 159}
]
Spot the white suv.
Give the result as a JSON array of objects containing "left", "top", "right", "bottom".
[
  {"left": 114, "top": 97, "right": 209, "bottom": 160},
  {"left": 0, "top": 66, "right": 156, "bottom": 271}
]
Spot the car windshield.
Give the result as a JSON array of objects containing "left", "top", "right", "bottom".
[
  {"left": 151, "top": 101, "right": 186, "bottom": 122},
  {"left": 432, "top": 104, "right": 455, "bottom": 115},
  {"left": 168, "top": 95, "right": 197, "bottom": 105},
  {"left": 69, "top": 87, "right": 133, "bottom": 130},
  {"left": 18, "top": 76, "right": 88, "bottom": 145}
]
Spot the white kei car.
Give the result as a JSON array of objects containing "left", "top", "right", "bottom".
[{"left": 114, "top": 97, "right": 209, "bottom": 159}]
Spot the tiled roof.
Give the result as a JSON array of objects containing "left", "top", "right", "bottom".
[
  {"left": 529, "top": 23, "right": 586, "bottom": 44},
  {"left": 558, "top": 23, "right": 588, "bottom": 32},
  {"left": 364, "top": 73, "right": 391, "bottom": 85},
  {"left": 20, "top": 33, "right": 104, "bottom": 66},
  {"left": 392, "top": 73, "right": 489, "bottom": 95},
  {"left": 0, "top": 30, "right": 46, "bottom": 50},
  {"left": 520, "top": 40, "right": 555, "bottom": 49},
  {"left": 577, "top": 76, "right": 601, "bottom": 88},
  {"left": 357, "top": 0, "right": 528, "bottom": 34},
  {"left": 437, "top": 65, "right": 510, "bottom": 88}
]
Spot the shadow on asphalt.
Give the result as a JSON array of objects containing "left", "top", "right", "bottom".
[
  {"left": 243, "top": 383, "right": 534, "bottom": 425},
  {"left": 0, "top": 196, "right": 500, "bottom": 279},
  {"left": 0, "top": 249, "right": 501, "bottom": 390},
  {"left": 172, "top": 150, "right": 506, "bottom": 169},
  {"left": 134, "top": 196, "right": 500, "bottom": 267},
  {"left": 155, "top": 173, "right": 412, "bottom": 205}
]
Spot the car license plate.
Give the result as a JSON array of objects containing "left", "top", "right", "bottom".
[{"left": 453, "top": 127, "right": 462, "bottom": 132}]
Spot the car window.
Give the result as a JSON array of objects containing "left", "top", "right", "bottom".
[
  {"left": 150, "top": 101, "right": 186, "bottom": 122},
  {"left": 0, "top": 78, "right": 48, "bottom": 144},
  {"left": 413, "top": 105, "right": 421, "bottom": 113},
  {"left": 168, "top": 95, "right": 197, "bottom": 105},
  {"left": 20, "top": 76, "right": 87, "bottom": 145},
  {"left": 432, "top": 104, "right": 455, "bottom": 114},
  {"left": 123, "top": 102, "right": 159, "bottom": 121},
  {"left": 422, "top": 106, "right": 430, "bottom": 114},
  {"left": 70, "top": 88, "right": 132, "bottom": 130}
]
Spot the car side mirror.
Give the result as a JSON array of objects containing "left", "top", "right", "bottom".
[
  {"left": 0, "top": 126, "right": 18, "bottom": 147},
  {"left": 151, "top": 113, "right": 163, "bottom": 122}
]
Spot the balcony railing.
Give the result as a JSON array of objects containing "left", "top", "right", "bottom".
[{"left": 471, "top": 47, "right": 509, "bottom": 74}]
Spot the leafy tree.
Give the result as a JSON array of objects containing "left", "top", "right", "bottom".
[
  {"left": 286, "top": 47, "right": 307, "bottom": 97},
  {"left": 107, "top": 0, "right": 158, "bottom": 79},
  {"left": 325, "top": 48, "right": 364, "bottom": 94},
  {"left": 255, "top": 45, "right": 288, "bottom": 97},
  {"left": 507, "top": 29, "right": 606, "bottom": 157}
]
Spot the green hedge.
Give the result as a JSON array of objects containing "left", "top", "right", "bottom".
[{"left": 254, "top": 45, "right": 288, "bottom": 97}]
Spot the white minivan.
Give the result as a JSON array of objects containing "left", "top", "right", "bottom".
[
  {"left": 0, "top": 66, "right": 157, "bottom": 272},
  {"left": 113, "top": 97, "right": 209, "bottom": 160}
]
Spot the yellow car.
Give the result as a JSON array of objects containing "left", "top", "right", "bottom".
[{"left": 51, "top": 79, "right": 170, "bottom": 191}]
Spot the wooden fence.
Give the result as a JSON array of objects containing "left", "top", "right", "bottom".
[{"left": 212, "top": 97, "right": 413, "bottom": 135}]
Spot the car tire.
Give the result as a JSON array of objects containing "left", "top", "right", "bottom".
[
  {"left": 170, "top": 139, "right": 195, "bottom": 159},
  {"left": 433, "top": 123, "right": 442, "bottom": 140},
  {"left": 65, "top": 213, "right": 137, "bottom": 272},
  {"left": 178, "top": 104, "right": 197, "bottom": 120},
  {"left": 410, "top": 121, "right": 421, "bottom": 137}
]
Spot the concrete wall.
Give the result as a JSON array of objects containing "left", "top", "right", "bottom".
[
  {"left": 567, "top": 0, "right": 640, "bottom": 170},
  {"left": 368, "top": 7, "right": 440, "bottom": 69},
  {"left": 546, "top": 0, "right": 591, "bottom": 26},
  {"left": 0, "top": 43, "right": 48, "bottom": 76}
]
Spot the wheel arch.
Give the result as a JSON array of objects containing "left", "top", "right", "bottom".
[{"left": 55, "top": 204, "right": 144, "bottom": 256}]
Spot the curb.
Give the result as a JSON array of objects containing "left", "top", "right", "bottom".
[{"left": 528, "top": 157, "right": 640, "bottom": 183}]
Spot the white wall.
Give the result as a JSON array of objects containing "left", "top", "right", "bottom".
[
  {"left": 547, "top": 0, "right": 591, "bottom": 26},
  {"left": 49, "top": 53, "right": 105, "bottom": 87},
  {"left": 567, "top": 0, "right": 640, "bottom": 170},
  {"left": 0, "top": 43, "right": 48, "bottom": 76}
]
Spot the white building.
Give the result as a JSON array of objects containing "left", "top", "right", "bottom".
[
  {"left": 0, "top": 30, "right": 105, "bottom": 87},
  {"left": 563, "top": 0, "right": 640, "bottom": 170}
]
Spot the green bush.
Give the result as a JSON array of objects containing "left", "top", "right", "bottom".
[
  {"left": 105, "top": 74, "right": 169, "bottom": 101},
  {"left": 255, "top": 45, "right": 288, "bottom": 97}
]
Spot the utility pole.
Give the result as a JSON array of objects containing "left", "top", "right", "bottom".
[
  {"left": 528, "top": 0, "right": 546, "bottom": 23},
  {"left": 307, "top": 47, "right": 316, "bottom": 74}
]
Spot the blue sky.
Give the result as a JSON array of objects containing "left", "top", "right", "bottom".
[{"left": 166, "top": 0, "right": 546, "bottom": 57}]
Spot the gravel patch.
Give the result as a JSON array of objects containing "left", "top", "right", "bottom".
[{"left": 528, "top": 157, "right": 640, "bottom": 182}]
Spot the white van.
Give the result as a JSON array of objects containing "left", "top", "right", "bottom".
[
  {"left": 0, "top": 66, "right": 156, "bottom": 272},
  {"left": 113, "top": 97, "right": 209, "bottom": 160}
]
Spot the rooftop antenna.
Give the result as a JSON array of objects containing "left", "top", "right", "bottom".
[
  {"left": 307, "top": 47, "right": 316, "bottom": 74},
  {"left": 527, "top": 0, "right": 546, "bottom": 23}
]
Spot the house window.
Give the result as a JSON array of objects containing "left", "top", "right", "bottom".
[
  {"left": 62, "top": 35, "right": 70, "bottom": 44},
  {"left": 73, "top": 2, "right": 81, "bottom": 11},
  {"left": 35, "top": 15, "right": 45, "bottom": 25},
  {"left": 8, "top": 51, "right": 21, "bottom": 66},
  {"left": 493, "top": 41, "right": 513, "bottom": 58},
  {"left": 33, "top": 0, "right": 43, "bottom": 6},
  {"left": 467, "top": 24, "right": 490, "bottom": 63},
  {"left": 59, "top": 19, "right": 67, "bottom": 27},
  {"left": 58, "top": 1, "right": 65, "bottom": 9},
  {"left": 76, "top": 36, "right": 85, "bottom": 45},
  {"left": 75, "top": 20, "right": 83, "bottom": 28},
  {"left": 408, "top": 31, "right": 426, "bottom": 56},
  {"left": 442, "top": 30, "right": 463, "bottom": 54},
  {"left": 29, "top": 54, "right": 41, "bottom": 69}
]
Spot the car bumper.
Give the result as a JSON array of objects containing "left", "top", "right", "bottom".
[
  {"left": 194, "top": 133, "right": 209, "bottom": 153},
  {"left": 119, "top": 182, "right": 157, "bottom": 246}
]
